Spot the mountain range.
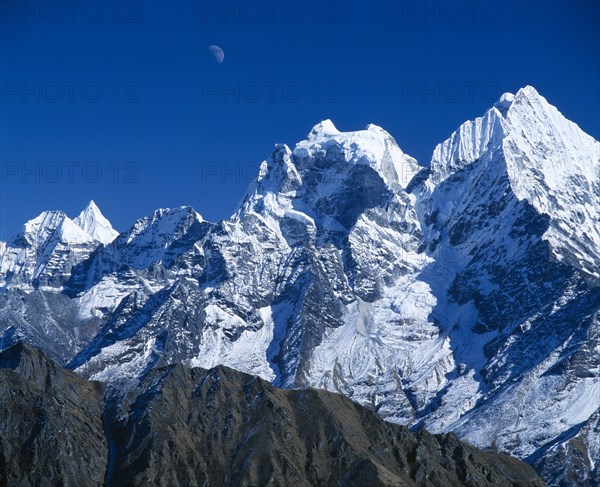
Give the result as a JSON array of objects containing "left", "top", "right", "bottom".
[{"left": 1, "top": 85, "right": 598, "bottom": 486}]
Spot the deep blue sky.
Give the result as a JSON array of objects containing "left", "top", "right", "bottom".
[{"left": 1, "top": 0, "right": 599, "bottom": 239}]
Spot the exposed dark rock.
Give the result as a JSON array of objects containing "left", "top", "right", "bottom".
[
  {"left": 0, "top": 343, "right": 107, "bottom": 487},
  {"left": 0, "top": 344, "right": 545, "bottom": 487}
]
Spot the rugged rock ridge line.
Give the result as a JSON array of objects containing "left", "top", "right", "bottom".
[
  {"left": 0, "top": 200, "right": 118, "bottom": 292},
  {"left": 0, "top": 343, "right": 546, "bottom": 487}
]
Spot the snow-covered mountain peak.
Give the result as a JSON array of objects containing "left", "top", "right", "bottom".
[
  {"left": 502, "top": 86, "right": 600, "bottom": 282},
  {"left": 120, "top": 206, "right": 203, "bottom": 247},
  {"left": 503, "top": 85, "right": 598, "bottom": 193},
  {"left": 294, "top": 121, "right": 420, "bottom": 192},
  {"left": 426, "top": 84, "right": 600, "bottom": 282},
  {"left": 254, "top": 144, "right": 301, "bottom": 191},
  {"left": 231, "top": 120, "right": 423, "bottom": 251},
  {"left": 19, "top": 211, "right": 67, "bottom": 247},
  {"left": 17, "top": 210, "right": 93, "bottom": 247},
  {"left": 237, "top": 121, "right": 421, "bottom": 231},
  {"left": 0, "top": 209, "right": 101, "bottom": 291},
  {"left": 307, "top": 119, "right": 340, "bottom": 140},
  {"left": 493, "top": 92, "right": 515, "bottom": 115},
  {"left": 513, "top": 84, "right": 543, "bottom": 103},
  {"left": 73, "top": 200, "right": 119, "bottom": 245},
  {"left": 233, "top": 143, "right": 302, "bottom": 233},
  {"left": 56, "top": 217, "right": 95, "bottom": 244},
  {"left": 12, "top": 202, "right": 117, "bottom": 250},
  {"left": 84, "top": 199, "right": 100, "bottom": 212}
]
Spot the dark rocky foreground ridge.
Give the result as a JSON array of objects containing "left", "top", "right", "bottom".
[{"left": 0, "top": 344, "right": 545, "bottom": 487}]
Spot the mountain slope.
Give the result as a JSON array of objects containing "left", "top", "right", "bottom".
[
  {"left": 0, "top": 343, "right": 545, "bottom": 487},
  {"left": 0, "top": 343, "right": 107, "bottom": 486},
  {"left": 414, "top": 87, "right": 600, "bottom": 474}
]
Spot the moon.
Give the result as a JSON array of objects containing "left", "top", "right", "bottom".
[{"left": 208, "top": 45, "right": 224, "bottom": 64}]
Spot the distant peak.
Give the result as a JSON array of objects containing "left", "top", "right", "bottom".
[
  {"left": 16, "top": 210, "right": 66, "bottom": 246},
  {"left": 58, "top": 217, "right": 95, "bottom": 243},
  {"left": 271, "top": 143, "right": 292, "bottom": 160},
  {"left": 493, "top": 92, "right": 515, "bottom": 115},
  {"left": 74, "top": 200, "right": 118, "bottom": 245},
  {"left": 517, "top": 85, "right": 541, "bottom": 98},
  {"left": 143, "top": 206, "right": 204, "bottom": 229},
  {"left": 308, "top": 119, "right": 340, "bottom": 139},
  {"left": 365, "top": 123, "right": 386, "bottom": 132},
  {"left": 85, "top": 199, "right": 100, "bottom": 212}
]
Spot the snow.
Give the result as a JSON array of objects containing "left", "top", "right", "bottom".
[
  {"left": 0, "top": 210, "right": 101, "bottom": 290},
  {"left": 502, "top": 86, "right": 600, "bottom": 284},
  {"left": 295, "top": 120, "right": 421, "bottom": 192},
  {"left": 428, "top": 105, "right": 505, "bottom": 186},
  {"left": 494, "top": 92, "right": 515, "bottom": 115},
  {"left": 57, "top": 217, "right": 95, "bottom": 244},
  {"left": 73, "top": 200, "right": 119, "bottom": 245},
  {"left": 283, "top": 209, "right": 316, "bottom": 231},
  {"left": 307, "top": 119, "right": 341, "bottom": 138},
  {"left": 188, "top": 304, "right": 276, "bottom": 382}
]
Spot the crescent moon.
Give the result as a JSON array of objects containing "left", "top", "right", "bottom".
[{"left": 208, "top": 45, "right": 224, "bottom": 64}]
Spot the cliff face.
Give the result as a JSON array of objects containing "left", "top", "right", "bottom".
[{"left": 0, "top": 343, "right": 545, "bottom": 487}]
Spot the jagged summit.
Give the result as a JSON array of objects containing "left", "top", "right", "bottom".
[
  {"left": 236, "top": 119, "right": 420, "bottom": 231},
  {"left": 11, "top": 201, "right": 118, "bottom": 248},
  {"left": 0, "top": 205, "right": 119, "bottom": 291},
  {"left": 73, "top": 200, "right": 119, "bottom": 245},
  {"left": 429, "top": 85, "right": 567, "bottom": 185},
  {"left": 122, "top": 206, "right": 203, "bottom": 242},
  {"left": 294, "top": 119, "right": 420, "bottom": 192},
  {"left": 426, "top": 85, "right": 600, "bottom": 283},
  {"left": 493, "top": 92, "right": 514, "bottom": 115},
  {"left": 17, "top": 210, "right": 93, "bottom": 247},
  {"left": 503, "top": 86, "right": 600, "bottom": 283},
  {"left": 307, "top": 119, "right": 340, "bottom": 139}
]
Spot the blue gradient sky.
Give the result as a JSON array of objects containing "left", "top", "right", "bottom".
[{"left": 1, "top": 0, "right": 599, "bottom": 239}]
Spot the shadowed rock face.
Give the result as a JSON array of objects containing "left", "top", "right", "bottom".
[
  {"left": 0, "top": 344, "right": 545, "bottom": 487},
  {"left": 0, "top": 343, "right": 107, "bottom": 487}
]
